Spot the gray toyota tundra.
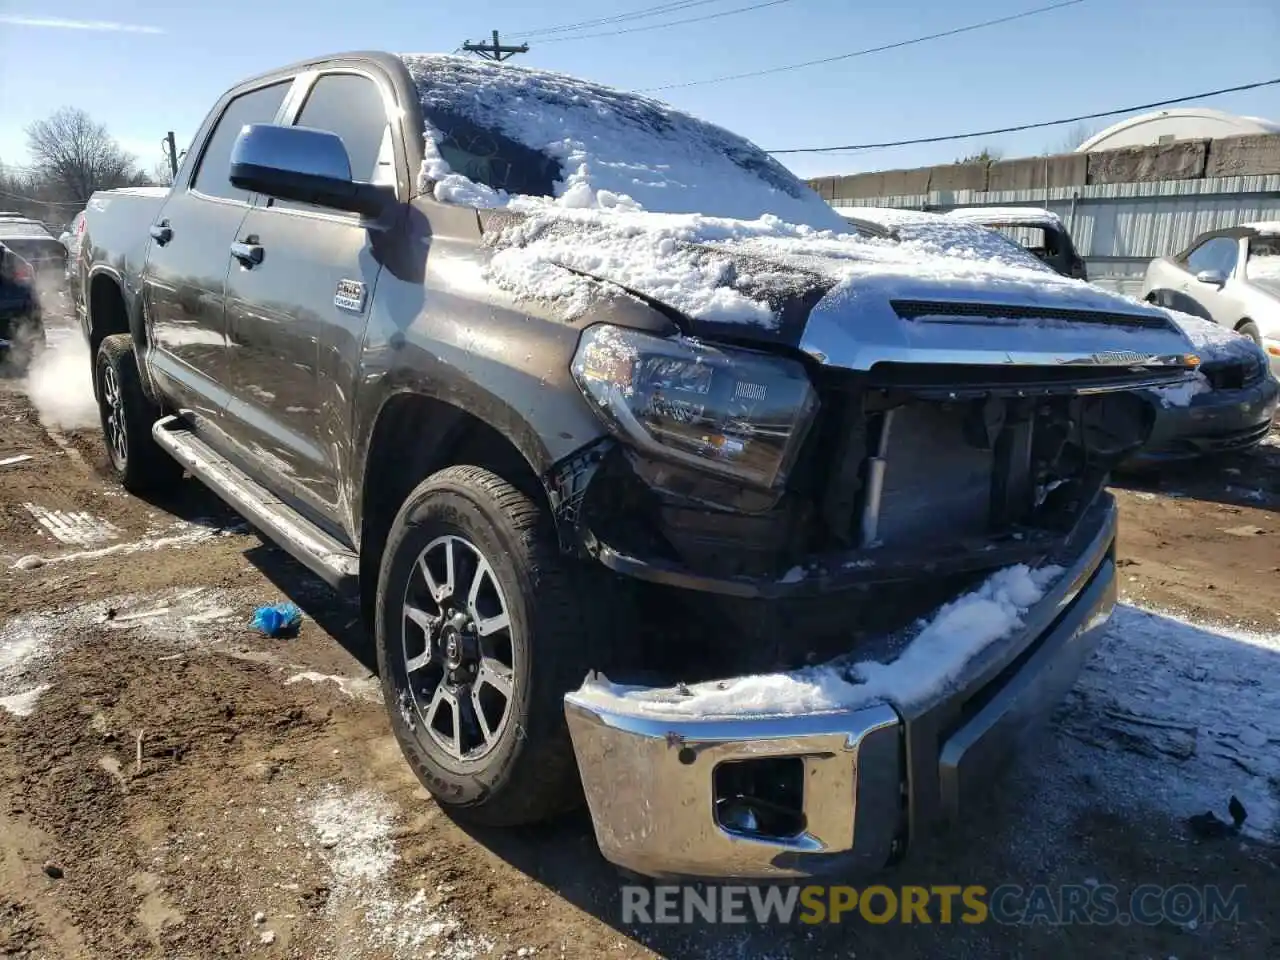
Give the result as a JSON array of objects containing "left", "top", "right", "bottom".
[{"left": 74, "top": 51, "right": 1204, "bottom": 880}]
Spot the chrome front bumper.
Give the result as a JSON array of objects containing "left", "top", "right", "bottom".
[{"left": 564, "top": 494, "right": 1118, "bottom": 880}]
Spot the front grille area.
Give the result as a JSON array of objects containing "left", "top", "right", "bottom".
[{"left": 891, "top": 299, "right": 1169, "bottom": 329}]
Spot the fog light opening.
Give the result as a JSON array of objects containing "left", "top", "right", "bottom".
[{"left": 712, "top": 757, "right": 806, "bottom": 840}]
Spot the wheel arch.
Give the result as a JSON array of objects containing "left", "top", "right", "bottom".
[
  {"left": 355, "top": 387, "right": 590, "bottom": 629},
  {"left": 85, "top": 267, "right": 151, "bottom": 400}
]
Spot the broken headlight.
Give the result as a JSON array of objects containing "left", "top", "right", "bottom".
[{"left": 571, "top": 324, "right": 818, "bottom": 490}]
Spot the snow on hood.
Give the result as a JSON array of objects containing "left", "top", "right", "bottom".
[
  {"left": 1165, "top": 310, "right": 1258, "bottom": 364},
  {"left": 396, "top": 55, "right": 1180, "bottom": 344},
  {"left": 1148, "top": 309, "right": 1263, "bottom": 407},
  {"left": 568, "top": 563, "right": 1064, "bottom": 720}
]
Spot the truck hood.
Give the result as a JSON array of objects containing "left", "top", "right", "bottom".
[{"left": 481, "top": 208, "right": 1197, "bottom": 371}]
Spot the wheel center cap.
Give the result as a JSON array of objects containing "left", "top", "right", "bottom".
[{"left": 440, "top": 612, "right": 473, "bottom": 671}]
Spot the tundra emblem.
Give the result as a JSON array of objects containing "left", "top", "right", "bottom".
[{"left": 334, "top": 279, "right": 367, "bottom": 313}]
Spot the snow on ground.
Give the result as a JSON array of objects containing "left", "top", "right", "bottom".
[
  {"left": 285, "top": 671, "right": 380, "bottom": 703},
  {"left": 7, "top": 518, "right": 241, "bottom": 570},
  {"left": 0, "top": 587, "right": 240, "bottom": 717},
  {"left": 570, "top": 563, "right": 1063, "bottom": 719},
  {"left": 303, "top": 786, "right": 493, "bottom": 960},
  {"left": 1049, "top": 604, "right": 1280, "bottom": 840}
]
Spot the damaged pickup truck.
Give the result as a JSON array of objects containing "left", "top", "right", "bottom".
[{"left": 75, "top": 52, "right": 1204, "bottom": 880}]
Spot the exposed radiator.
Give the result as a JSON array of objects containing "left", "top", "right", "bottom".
[{"left": 873, "top": 404, "right": 993, "bottom": 546}]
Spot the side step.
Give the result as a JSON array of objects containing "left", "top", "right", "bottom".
[{"left": 152, "top": 415, "right": 359, "bottom": 596}]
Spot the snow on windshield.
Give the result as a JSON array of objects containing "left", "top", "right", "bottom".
[{"left": 398, "top": 54, "right": 845, "bottom": 227}]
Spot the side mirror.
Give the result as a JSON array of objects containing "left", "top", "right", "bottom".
[
  {"left": 229, "top": 124, "right": 392, "bottom": 220},
  {"left": 1194, "top": 268, "right": 1227, "bottom": 287}
]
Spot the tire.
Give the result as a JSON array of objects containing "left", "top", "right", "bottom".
[
  {"left": 95, "top": 334, "right": 183, "bottom": 493},
  {"left": 375, "top": 464, "right": 609, "bottom": 827},
  {"left": 1237, "top": 321, "right": 1262, "bottom": 347}
]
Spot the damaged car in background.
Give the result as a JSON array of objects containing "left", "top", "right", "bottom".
[
  {"left": 76, "top": 52, "right": 1204, "bottom": 882},
  {"left": 841, "top": 207, "right": 1278, "bottom": 472}
]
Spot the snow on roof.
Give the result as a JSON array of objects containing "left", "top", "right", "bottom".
[
  {"left": 841, "top": 206, "right": 1053, "bottom": 273},
  {"left": 1241, "top": 221, "right": 1280, "bottom": 235},
  {"left": 568, "top": 563, "right": 1064, "bottom": 719},
  {"left": 944, "top": 206, "right": 1063, "bottom": 228}
]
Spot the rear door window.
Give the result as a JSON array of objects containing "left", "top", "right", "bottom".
[{"left": 191, "top": 81, "right": 292, "bottom": 203}]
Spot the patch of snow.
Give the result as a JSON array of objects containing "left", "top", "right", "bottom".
[
  {"left": 0, "top": 684, "right": 50, "bottom": 717},
  {"left": 1163, "top": 310, "right": 1257, "bottom": 364},
  {"left": 11, "top": 520, "right": 234, "bottom": 568},
  {"left": 23, "top": 504, "right": 121, "bottom": 546},
  {"left": 570, "top": 563, "right": 1063, "bottom": 719},
  {"left": 304, "top": 786, "right": 493, "bottom": 959},
  {"left": 1048, "top": 604, "right": 1280, "bottom": 839},
  {"left": 1149, "top": 376, "right": 1211, "bottom": 408},
  {"left": 285, "top": 672, "right": 380, "bottom": 703},
  {"left": 944, "top": 206, "right": 1064, "bottom": 229},
  {"left": 396, "top": 56, "right": 1165, "bottom": 331}
]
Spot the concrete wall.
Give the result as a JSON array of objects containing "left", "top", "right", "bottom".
[{"left": 813, "top": 133, "right": 1280, "bottom": 204}]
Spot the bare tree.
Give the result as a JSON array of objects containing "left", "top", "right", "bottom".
[
  {"left": 1047, "top": 122, "right": 1098, "bottom": 155},
  {"left": 25, "top": 108, "right": 139, "bottom": 204},
  {"left": 954, "top": 145, "right": 1004, "bottom": 164},
  {"left": 150, "top": 159, "right": 175, "bottom": 187}
]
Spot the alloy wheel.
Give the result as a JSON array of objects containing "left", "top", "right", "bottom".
[
  {"left": 400, "top": 534, "right": 516, "bottom": 760},
  {"left": 101, "top": 363, "right": 127, "bottom": 467}
]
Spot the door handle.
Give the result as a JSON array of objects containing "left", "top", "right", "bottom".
[
  {"left": 230, "top": 240, "right": 264, "bottom": 268},
  {"left": 149, "top": 221, "right": 172, "bottom": 245}
]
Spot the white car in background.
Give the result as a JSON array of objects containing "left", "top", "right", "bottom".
[{"left": 1141, "top": 221, "right": 1280, "bottom": 377}]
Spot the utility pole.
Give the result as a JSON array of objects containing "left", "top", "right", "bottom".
[
  {"left": 461, "top": 30, "right": 528, "bottom": 62},
  {"left": 164, "top": 131, "right": 178, "bottom": 179}
]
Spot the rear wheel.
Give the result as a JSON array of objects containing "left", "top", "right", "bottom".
[
  {"left": 95, "top": 334, "right": 183, "bottom": 493},
  {"left": 1237, "top": 321, "right": 1262, "bottom": 347},
  {"left": 375, "top": 464, "right": 609, "bottom": 826}
]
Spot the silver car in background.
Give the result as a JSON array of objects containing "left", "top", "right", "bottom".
[{"left": 1141, "top": 221, "right": 1280, "bottom": 377}]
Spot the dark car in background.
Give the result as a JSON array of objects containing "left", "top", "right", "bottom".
[
  {"left": 0, "top": 241, "right": 44, "bottom": 369},
  {"left": 944, "top": 206, "right": 1087, "bottom": 280},
  {"left": 0, "top": 215, "right": 69, "bottom": 301}
]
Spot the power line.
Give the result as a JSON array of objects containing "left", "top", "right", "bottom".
[
  {"left": 510, "top": 0, "right": 728, "bottom": 40},
  {"left": 640, "top": 0, "right": 1084, "bottom": 91},
  {"left": 536, "top": 0, "right": 797, "bottom": 44},
  {"left": 766, "top": 76, "right": 1280, "bottom": 154},
  {"left": 0, "top": 189, "right": 86, "bottom": 207}
]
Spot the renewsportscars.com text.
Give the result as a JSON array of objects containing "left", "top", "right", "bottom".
[{"left": 621, "top": 883, "right": 1247, "bottom": 927}]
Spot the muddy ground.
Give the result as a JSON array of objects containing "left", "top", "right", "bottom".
[{"left": 2, "top": 328, "right": 1279, "bottom": 959}]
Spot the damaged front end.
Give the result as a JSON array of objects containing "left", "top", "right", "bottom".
[{"left": 548, "top": 293, "right": 1195, "bottom": 879}]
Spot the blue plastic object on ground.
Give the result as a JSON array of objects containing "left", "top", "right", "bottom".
[{"left": 251, "top": 602, "right": 302, "bottom": 638}]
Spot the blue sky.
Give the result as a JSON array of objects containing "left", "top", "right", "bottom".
[{"left": 0, "top": 0, "right": 1277, "bottom": 181}]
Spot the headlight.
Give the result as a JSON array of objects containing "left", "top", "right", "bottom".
[{"left": 571, "top": 324, "right": 819, "bottom": 490}]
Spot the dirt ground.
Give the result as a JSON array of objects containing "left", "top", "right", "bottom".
[{"left": 2, "top": 327, "right": 1279, "bottom": 959}]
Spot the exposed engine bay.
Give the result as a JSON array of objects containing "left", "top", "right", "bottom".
[{"left": 559, "top": 343, "right": 1156, "bottom": 681}]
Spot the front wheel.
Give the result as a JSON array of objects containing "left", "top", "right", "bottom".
[
  {"left": 375, "top": 464, "right": 610, "bottom": 827},
  {"left": 95, "top": 334, "right": 183, "bottom": 493}
]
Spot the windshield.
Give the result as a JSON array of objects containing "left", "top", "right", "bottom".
[
  {"left": 1245, "top": 236, "right": 1280, "bottom": 292},
  {"left": 398, "top": 55, "right": 847, "bottom": 229}
]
